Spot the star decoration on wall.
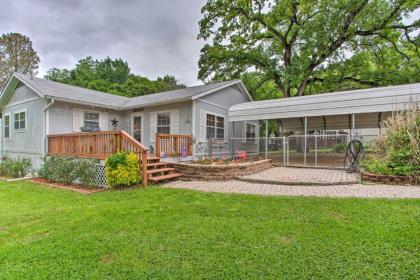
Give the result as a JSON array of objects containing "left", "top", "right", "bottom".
[{"left": 111, "top": 117, "right": 119, "bottom": 128}]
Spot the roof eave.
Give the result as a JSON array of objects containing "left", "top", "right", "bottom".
[
  {"left": 44, "top": 95, "right": 124, "bottom": 111},
  {"left": 123, "top": 97, "right": 192, "bottom": 110}
]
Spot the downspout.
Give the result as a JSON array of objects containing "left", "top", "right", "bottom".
[{"left": 43, "top": 99, "right": 55, "bottom": 156}]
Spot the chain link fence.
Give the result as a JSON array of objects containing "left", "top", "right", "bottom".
[{"left": 194, "top": 133, "right": 378, "bottom": 169}]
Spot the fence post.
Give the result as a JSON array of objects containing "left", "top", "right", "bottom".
[
  {"left": 314, "top": 134, "right": 318, "bottom": 167},
  {"left": 283, "top": 136, "right": 286, "bottom": 166},
  {"left": 304, "top": 117, "right": 308, "bottom": 166}
]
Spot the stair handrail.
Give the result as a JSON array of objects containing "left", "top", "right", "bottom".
[{"left": 120, "top": 130, "right": 149, "bottom": 186}]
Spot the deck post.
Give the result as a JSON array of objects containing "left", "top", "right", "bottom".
[
  {"left": 142, "top": 151, "right": 148, "bottom": 186},
  {"left": 304, "top": 117, "right": 307, "bottom": 166},
  {"left": 265, "top": 120, "right": 268, "bottom": 159}
]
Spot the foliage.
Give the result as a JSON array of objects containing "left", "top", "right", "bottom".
[
  {"left": 0, "top": 32, "right": 40, "bottom": 90},
  {"left": 198, "top": 0, "right": 420, "bottom": 98},
  {"left": 1, "top": 183, "right": 420, "bottom": 278},
  {"left": 105, "top": 152, "right": 141, "bottom": 187},
  {"left": 0, "top": 156, "right": 32, "bottom": 178},
  {"left": 38, "top": 156, "right": 99, "bottom": 187},
  {"left": 361, "top": 102, "right": 419, "bottom": 180},
  {"left": 45, "top": 56, "right": 186, "bottom": 97}
]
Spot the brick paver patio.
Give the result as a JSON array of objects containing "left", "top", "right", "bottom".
[
  {"left": 239, "top": 167, "right": 359, "bottom": 185},
  {"left": 164, "top": 179, "right": 420, "bottom": 199}
]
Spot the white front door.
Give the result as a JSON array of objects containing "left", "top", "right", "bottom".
[{"left": 132, "top": 112, "right": 144, "bottom": 143}]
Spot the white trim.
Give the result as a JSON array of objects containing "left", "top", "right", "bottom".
[
  {"left": 203, "top": 110, "right": 228, "bottom": 142},
  {"left": 192, "top": 80, "right": 253, "bottom": 101},
  {"left": 4, "top": 97, "right": 41, "bottom": 108},
  {"left": 131, "top": 111, "right": 144, "bottom": 143},
  {"left": 3, "top": 113, "right": 11, "bottom": 139},
  {"left": 12, "top": 109, "right": 28, "bottom": 131},
  {"left": 245, "top": 122, "right": 257, "bottom": 144},
  {"left": 197, "top": 98, "right": 229, "bottom": 110},
  {"left": 44, "top": 96, "right": 122, "bottom": 111}
]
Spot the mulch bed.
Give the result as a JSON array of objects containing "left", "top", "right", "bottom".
[{"left": 30, "top": 178, "right": 103, "bottom": 194}]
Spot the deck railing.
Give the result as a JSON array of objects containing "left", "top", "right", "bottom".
[
  {"left": 155, "top": 133, "right": 193, "bottom": 158},
  {"left": 47, "top": 130, "right": 149, "bottom": 185}
]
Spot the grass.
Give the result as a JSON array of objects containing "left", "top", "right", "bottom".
[{"left": 0, "top": 181, "right": 419, "bottom": 279}]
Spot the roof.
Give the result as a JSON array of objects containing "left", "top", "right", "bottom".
[
  {"left": 0, "top": 73, "right": 252, "bottom": 110},
  {"left": 123, "top": 80, "right": 245, "bottom": 108},
  {"left": 228, "top": 83, "right": 420, "bottom": 122}
]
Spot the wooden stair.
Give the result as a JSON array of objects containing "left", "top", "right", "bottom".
[{"left": 146, "top": 155, "right": 183, "bottom": 183}]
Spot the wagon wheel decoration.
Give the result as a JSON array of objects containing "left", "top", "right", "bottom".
[{"left": 344, "top": 140, "right": 365, "bottom": 173}]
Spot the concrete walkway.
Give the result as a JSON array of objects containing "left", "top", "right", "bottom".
[{"left": 163, "top": 180, "right": 420, "bottom": 199}]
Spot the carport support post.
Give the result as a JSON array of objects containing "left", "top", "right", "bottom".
[
  {"left": 304, "top": 117, "right": 307, "bottom": 166},
  {"left": 265, "top": 120, "right": 268, "bottom": 159},
  {"left": 231, "top": 122, "right": 235, "bottom": 160},
  {"left": 351, "top": 113, "right": 356, "bottom": 140}
]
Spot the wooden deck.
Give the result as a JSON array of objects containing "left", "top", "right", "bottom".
[
  {"left": 47, "top": 131, "right": 193, "bottom": 185},
  {"left": 48, "top": 130, "right": 150, "bottom": 185}
]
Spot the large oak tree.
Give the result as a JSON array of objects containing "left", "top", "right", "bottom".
[
  {"left": 198, "top": 0, "right": 420, "bottom": 97},
  {"left": 0, "top": 33, "right": 40, "bottom": 90}
]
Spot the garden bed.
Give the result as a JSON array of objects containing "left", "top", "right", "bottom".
[
  {"left": 170, "top": 159, "right": 272, "bottom": 180},
  {"left": 361, "top": 172, "right": 419, "bottom": 186},
  {"left": 31, "top": 178, "right": 102, "bottom": 194}
]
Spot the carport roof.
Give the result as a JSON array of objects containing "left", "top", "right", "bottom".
[{"left": 228, "top": 83, "right": 420, "bottom": 122}]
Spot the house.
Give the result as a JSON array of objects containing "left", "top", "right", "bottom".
[{"left": 0, "top": 73, "right": 257, "bottom": 169}]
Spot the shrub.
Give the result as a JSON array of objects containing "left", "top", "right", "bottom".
[
  {"left": 362, "top": 102, "right": 419, "bottom": 181},
  {"left": 105, "top": 152, "right": 141, "bottom": 188},
  {"left": 38, "top": 156, "right": 99, "bottom": 187},
  {"left": 0, "top": 156, "right": 32, "bottom": 178}
]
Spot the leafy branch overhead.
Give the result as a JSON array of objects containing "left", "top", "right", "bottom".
[
  {"left": 45, "top": 57, "right": 186, "bottom": 97},
  {"left": 0, "top": 33, "right": 40, "bottom": 90},
  {"left": 198, "top": 0, "right": 420, "bottom": 98}
]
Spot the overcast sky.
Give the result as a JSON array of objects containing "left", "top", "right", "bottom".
[
  {"left": 0, "top": 0, "right": 207, "bottom": 86},
  {"left": 0, "top": 1, "right": 418, "bottom": 87}
]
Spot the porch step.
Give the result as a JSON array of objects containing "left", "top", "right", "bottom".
[
  {"left": 147, "top": 168, "right": 175, "bottom": 175},
  {"left": 147, "top": 156, "right": 161, "bottom": 162},
  {"left": 147, "top": 162, "right": 168, "bottom": 168},
  {"left": 149, "top": 173, "right": 183, "bottom": 183}
]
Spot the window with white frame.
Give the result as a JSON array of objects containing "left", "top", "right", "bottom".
[
  {"left": 4, "top": 114, "right": 10, "bottom": 138},
  {"left": 206, "top": 113, "right": 224, "bottom": 140},
  {"left": 13, "top": 111, "right": 26, "bottom": 130},
  {"left": 246, "top": 122, "right": 256, "bottom": 142},
  {"left": 83, "top": 112, "right": 100, "bottom": 131},
  {"left": 157, "top": 113, "right": 170, "bottom": 134}
]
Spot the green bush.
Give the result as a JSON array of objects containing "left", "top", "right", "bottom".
[
  {"left": 362, "top": 102, "right": 419, "bottom": 181},
  {"left": 0, "top": 156, "right": 32, "bottom": 178},
  {"left": 105, "top": 152, "right": 141, "bottom": 188},
  {"left": 38, "top": 156, "right": 99, "bottom": 187}
]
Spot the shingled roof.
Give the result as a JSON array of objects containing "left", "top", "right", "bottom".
[{"left": 0, "top": 73, "right": 251, "bottom": 110}]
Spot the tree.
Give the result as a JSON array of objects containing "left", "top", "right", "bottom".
[
  {"left": 45, "top": 57, "right": 186, "bottom": 97},
  {"left": 0, "top": 33, "right": 40, "bottom": 89},
  {"left": 198, "top": 0, "right": 420, "bottom": 98}
]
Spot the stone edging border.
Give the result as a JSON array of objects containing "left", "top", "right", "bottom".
[
  {"left": 169, "top": 159, "right": 272, "bottom": 180},
  {"left": 361, "top": 171, "right": 419, "bottom": 186}
]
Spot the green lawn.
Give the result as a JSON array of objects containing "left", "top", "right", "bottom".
[{"left": 0, "top": 181, "right": 419, "bottom": 279}]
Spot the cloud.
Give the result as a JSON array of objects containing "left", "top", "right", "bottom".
[{"left": 0, "top": 0, "right": 206, "bottom": 85}]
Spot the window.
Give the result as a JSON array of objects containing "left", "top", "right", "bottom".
[
  {"left": 83, "top": 112, "right": 100, "bottom": 131},
  {"left": 246, "top": 123, "right": 256, "bottom": 142},
  {"left": 157, "top": 113, "right": 170, "bottom": 134},
  {"left": 206, "top": 113, "right": 225, "bottom": 140},
  {"left": 14, "top": 111, "right": 26, "bottom": 130},
  {"left": 4, "top": 114, "right": 10, "bottom": 138}
]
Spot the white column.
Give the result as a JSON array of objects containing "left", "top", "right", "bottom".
[
  {"left": 265, "top": 120, "right": 268, "bottom": 159},
  {"left": 351, "top": 113, "right": 356, "bottom": 140}
]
